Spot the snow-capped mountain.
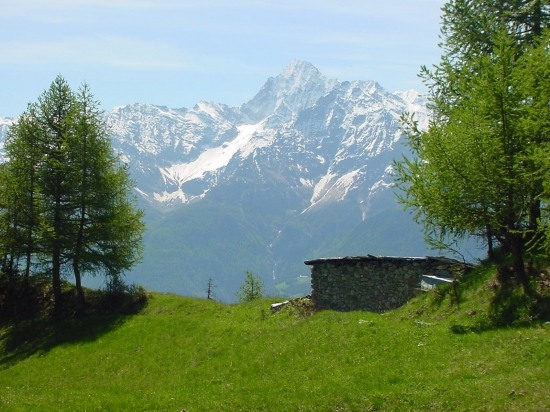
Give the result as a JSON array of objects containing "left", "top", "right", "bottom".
[
  {"left": 104, "top": 61, "right": 428, "bottom": 217},
  {"left": 0, "top": 61, "right": 435, "bottom": 300}
]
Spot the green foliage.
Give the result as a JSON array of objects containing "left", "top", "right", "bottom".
[
  {"left": 441, "top": 0, "right": 550, "bottom": 61},
  {"left": 0, "top": 76, "right": 145, "bottom": 314},
  {"left": 394, "top": 1, "right": 550, "bottom": 294},
  {"left": 235, "top": 270, "right": 265, "bottom": 302},
  {"left": 396, "top": 31, "right": 546, "bottom": 249},
  {"left": 276, "top": 296, "right": 317, "bottom": 318}
]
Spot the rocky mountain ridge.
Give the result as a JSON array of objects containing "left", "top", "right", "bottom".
[{"left": 104, "top": 61, "right": 428, "bottom": 216}]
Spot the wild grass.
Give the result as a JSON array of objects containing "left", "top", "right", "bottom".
[{"left": 0, "top": 265, "right": 549, "bottom": 411}]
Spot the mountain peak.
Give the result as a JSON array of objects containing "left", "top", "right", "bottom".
[
  {"left": 278, "top": 60, "right": 326, "bottom": 90},
  {"left": 241, "top": 61, "right": 338, "bottom": 123},
  {"left": 280, "top": 60, "right": 320, "bottom": 78},
  {"left": 393, "top": 89, "right": 423, "bottom": 105}
]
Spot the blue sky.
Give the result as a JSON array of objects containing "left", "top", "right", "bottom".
[{"left": 1, "top": 0, "right": 445, "bottom": 118}]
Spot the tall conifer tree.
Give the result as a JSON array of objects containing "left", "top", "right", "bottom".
[
  {"left": 1, "top": 76, "right": 144, "bottom": 314},
  {"left": 67, "top": 84, "right": 144, "bottom": 313}
]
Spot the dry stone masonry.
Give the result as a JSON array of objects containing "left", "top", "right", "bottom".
[{"left": 305, "top": 255, "right": 472, "bottom": 312}]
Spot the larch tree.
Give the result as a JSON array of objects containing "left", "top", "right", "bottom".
[
  {"left": 437, "top": 1, "right": 550, "bottom": 252},
  {"left": 394, "top": 1, "right": 550, "bottom": 294},
  {"left": 32, "top": 76, "right": 77, "bottom": 309},
  {"left": 235, "top": 271, "right": 264, "bottom": 303},
  {"left": 66, "top": 84, "right": 145, "bottom": 313},
  {"left": 1, "top": 76, "right": 145, "bottom": 314}
]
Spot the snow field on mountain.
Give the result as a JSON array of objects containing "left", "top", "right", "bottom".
[{"left": 155, "top": 123, "right": 267, "bottom": 202}]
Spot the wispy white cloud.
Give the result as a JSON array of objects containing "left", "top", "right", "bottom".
[{"left": 0, "top": 36, "right": 189, "bottom": 70}]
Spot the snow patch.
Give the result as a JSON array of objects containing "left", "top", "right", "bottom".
[
  {"left": 300, "top": 178, "right": 314, "bottom": 187},
  {"left": 393, "top": 90, "right": 422, "bottom": 105},
  {"left": 195, "top": 101, "right": 223, "bottom": 120},
  {"left": 159, "top": 123, "right": 262, "bottom": 187},
  {"left": 393, "top": 90, "right": 430, "bottom": 130},
  {"left": 135, "top": 187, "right": 149, "bottom": 198},
  {"left": 239, "top": 123, "right": 272, "bottom": 158},
  {"left": 153, "top": 189, "right": 188, "bottom": 204},
  {"left": 311, "top": 172, "right": 337, "bottom": 203},
  {"left": 383, "top": 164, "right": 394, "bottom": 176},
  {"left": 303, "top": 170, "right": 359, "bottom": 212},
  {"left": 333, "top": 170, "right": 360, "bottom": 201},
  {"left": 370, "top": 179, "right": 393, "bottom": 193}
]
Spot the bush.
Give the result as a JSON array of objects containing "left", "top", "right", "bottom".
[
  {"left": 277, "top": 296, "right": 317, "bottom": 318},
  {"left": 100, "top": 275, "right": 148, "bottom": 314}
]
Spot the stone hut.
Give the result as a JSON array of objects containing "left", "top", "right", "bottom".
[{"left": 305, "top": 255, "right": 472, "bottom": 312}]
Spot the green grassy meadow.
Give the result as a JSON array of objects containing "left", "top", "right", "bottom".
[{"left": 1, "top": 266, "right": 549, "bottom": 411}]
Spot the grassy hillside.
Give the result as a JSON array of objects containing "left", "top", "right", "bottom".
[{"left": 1, "top": 265, "right": 549, "bottom": 411}]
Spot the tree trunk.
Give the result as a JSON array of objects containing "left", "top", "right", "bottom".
[
  {"left": 509, "top": 232, "right": 531, "bottom": 295},
  {"left": 74, "top": 118, "right": 88, "bottom": 317},
  {"left": 52, "top": 193, "right": 63, "bottom": 315},
  {"left": 73, "top": 261, "right": 86, "bottom": 316},
  {"left": 52, "top": 251, "right": 62, "bottom": 315},
  {"left": 533, "top": 0, "right": 542, "bottom": 37},
  {"left": 486, "top": 224, "right": 494, "bottom": 260},
  {"left": 528, "top": 193, "right": 542, "bottom": 248}
]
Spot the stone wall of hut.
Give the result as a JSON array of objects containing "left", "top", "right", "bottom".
[{"left": 306, "top": 256, "right": 465, "bottom": 312}]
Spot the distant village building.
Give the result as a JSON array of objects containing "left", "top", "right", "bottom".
[{"left": 305, "top": 255, "right": 473, "bottom": 312}]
